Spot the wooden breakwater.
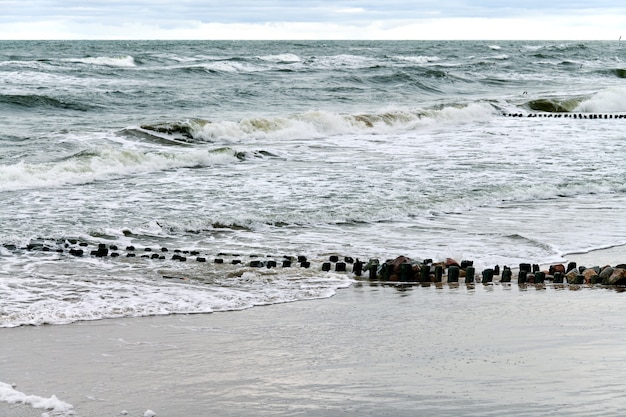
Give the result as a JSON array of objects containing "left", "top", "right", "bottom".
[
  {"left": 503, "top": 113, "right": 626, "bottom": 119},
  {"left": 5, "top": 239, "right": 626, "bottom": 287},
  {"left": 359, "top": 256, "right": 626, "bottom": 286}
]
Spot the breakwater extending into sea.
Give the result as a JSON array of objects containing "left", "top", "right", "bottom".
[
  {"left": 6, "top": 238, "right": 626, "bottom": 289},
  {"left": 504, "top": 112, "right": 626, "bottom": 118},
  {"left": 2, "top": 40, "right": 626, "bottom": 328}
]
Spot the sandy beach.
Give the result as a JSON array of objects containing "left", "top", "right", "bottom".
[{"left": 2, "top": 247, "right": 626, "bottom": 417}]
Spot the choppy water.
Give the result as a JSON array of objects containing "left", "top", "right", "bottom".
[{"left": 1, "top": 40, "right": 626, "bottom": 328}]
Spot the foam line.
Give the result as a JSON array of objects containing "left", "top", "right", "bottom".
[{"left": 0, "top": 381, "right": 74, "bottom": 414}]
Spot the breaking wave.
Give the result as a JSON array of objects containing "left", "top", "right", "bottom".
[
  {"left": 575, "top": 87, "right": 626, "bottom": 113},
  {"left": 0, "top": 146, "right": 240, "bottom": 192},
  {"left": 258, "top": 53, "right": 301, "bottom": 63},
  {"left": 526, "top": 98, "right": 582, "bottom": 113},
  {"left": 65, "top": 55, "right": 136, "bottom": 67},
  {"left": 139, "top": 103, "right": 498, "bottom": 142},
  {"left": 523, "top": 88, "right": 626, "bottom": 113}
]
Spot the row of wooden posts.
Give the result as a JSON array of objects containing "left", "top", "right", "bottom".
[
  {"left": 7, "top": 240, "right": 604, "bottom": 285},
  {"left": 504, "top": 113, "right": 626, "bottom": 119},
  {"left": 349, "top": 258, "right": 588, "bottom": 285}
]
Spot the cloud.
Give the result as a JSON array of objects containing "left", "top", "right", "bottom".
[{"left": 1, "top": 1, "right": 625, "bottom": 39}]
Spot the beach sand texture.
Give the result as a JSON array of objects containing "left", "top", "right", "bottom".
[{"left": 2, "top": 248, "right": 626, "bottom": 417}]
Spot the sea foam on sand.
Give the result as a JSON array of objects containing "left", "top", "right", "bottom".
[
  {"left": 0, "top": 382, "right": 73, "bottom": 416},
  {"left": 2, "top": 270, "right": 626, "bottom": 417}
]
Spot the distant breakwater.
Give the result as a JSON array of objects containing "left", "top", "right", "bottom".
[
  {"left": 503, "top": 113, "right": 626, "bottom": 119},
  {"left": 5, "top": 239, "right": 626, "bottom": 288}
]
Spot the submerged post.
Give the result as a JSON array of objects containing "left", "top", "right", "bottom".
[
  {"left": 534, "top": 271, "right": 545, "bottom": 284},
  {"left": 448, "top": 266, "right": 460, "bottom": 283},
  {"left": 482, "top": 268, "right": 494, "bottom": 283},
  {"left": 399, "top": 263, "right": 413, "bottom": 282},
  {"left": 434, "top": 265, "right": 443, "bottom": 283},
  {"left": 501, "top": 268, "right": 512, "bottom": 283},
  {"left": 518, "top": 270, "right": 528, "bottom": 284},
  {"left": 553, "top": 271, "right": 564, "bottom": 283}
]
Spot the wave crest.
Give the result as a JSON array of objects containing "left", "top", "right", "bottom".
[
  {"left": 0, "top": 146, "right": 239, "bottom": 192},
  {"left": 138, "top": 119, "right": 211, "bottom": 142},
  {"left": 527, "top": 98, "right": 581, "bottom": 113},
  {"left": 0, "top": 93, "right": 92, "bottom": 111},
  {"left": 66, "top": 55, "right": 136, "bottom": 67},
  {"left": 192, "top": 104, "right": 497, "bottom": 142},
  {"left": 258, "top": 53, "right": 301, "bottom": 63},
  {"left": 575, "top": 87, "right": 626, "bottom": 113}
]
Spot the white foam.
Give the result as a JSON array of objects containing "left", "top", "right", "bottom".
[
  {"left": 311, "top": 54, "right": 377, "bottom": 69},
  {"left": 199, "top": 61, "right": 261, "bottom": 73},
  {"left": 427, "top": 102, "right": 496, "bottom": 122},
  {"left": 575, "top": 87, "right": 626, "bottom": 112},
  {"left": 258, "top": 53, "right": 301, "bottom": 63},
  {"left": 0, "top": 261, "right": 354, "bottom": 327},
  {"left": 4, "top": 70, "right": 84, "bottom": 87},
  {"left": 0, "top": 381, "right": 74, "bottom": 415},
  {"left": 522, "top": 44, "right": 544, "bottom": 51},
  {"left": 67, "top": 55, "right": 136, "bottom": 67},
  {"left": 392, "top": 55, "right": 440, "bottom": 64},
  {"left": 0, "top": 146, "right": 238, "bottom": 192},
  {"left": 195, "top": 104, "right": 497, "bottom": 142}
]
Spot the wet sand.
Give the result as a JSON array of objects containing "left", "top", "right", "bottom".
[
  {"left": 2, "top": 248, "right": 626, "bottom": 417},
  {"left": 562, "top": 245, "right": 625, "bottom": 269}
]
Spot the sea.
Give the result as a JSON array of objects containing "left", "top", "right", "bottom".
[
  {"left": 2, "top": 40, "right": 626, "bottom": 328},
  {"left": 2, "top": 39, "right": 626, "bottom": 416}
]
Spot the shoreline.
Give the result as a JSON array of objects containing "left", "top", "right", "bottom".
[
  {"left": 561, "top": 243, "right": 626, "bottom": 268},
  {"left": 1, "top": 244, "right": 625, "bottom": 417},
  {"left": 3, "top": 276, "right": 626, "bottom": 417}
]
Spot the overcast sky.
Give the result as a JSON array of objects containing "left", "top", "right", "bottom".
[{"left": 1, "top": 1, "right": 625, "bottom": 40}]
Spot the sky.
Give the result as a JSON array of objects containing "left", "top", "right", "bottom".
[{"left": 1, "top": 1, "right": 625, "bottom": 40}]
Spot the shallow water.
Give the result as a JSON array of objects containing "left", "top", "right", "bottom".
[{"left": 1, "top": 41, "right": 626, "bottom": 328}]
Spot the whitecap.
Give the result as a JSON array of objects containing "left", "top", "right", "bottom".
[
  {"left": 575, "top": 87, "right": 626, "bottom": 113},
  {"left": 392, "top": 55, "right": 441, "bottom": 64},
  {"left": 0, "top": 145, "right": 239, "bottom": 192},
  {"left": 258, "top": 53, "right": 301, "bottom": 63},
  {"left": 193, "top": 104, "right": 498, "bottom": 142},
  {"left": 67, "top": 55, "right": 136, "bottom": 67}
]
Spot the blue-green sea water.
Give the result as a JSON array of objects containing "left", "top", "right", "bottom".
[
  {"left": 2, "top": 39, "right": 626, "bottom": 417},
  {"left": 2, "top": 40, "right": 626, "bottom": 326}
]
